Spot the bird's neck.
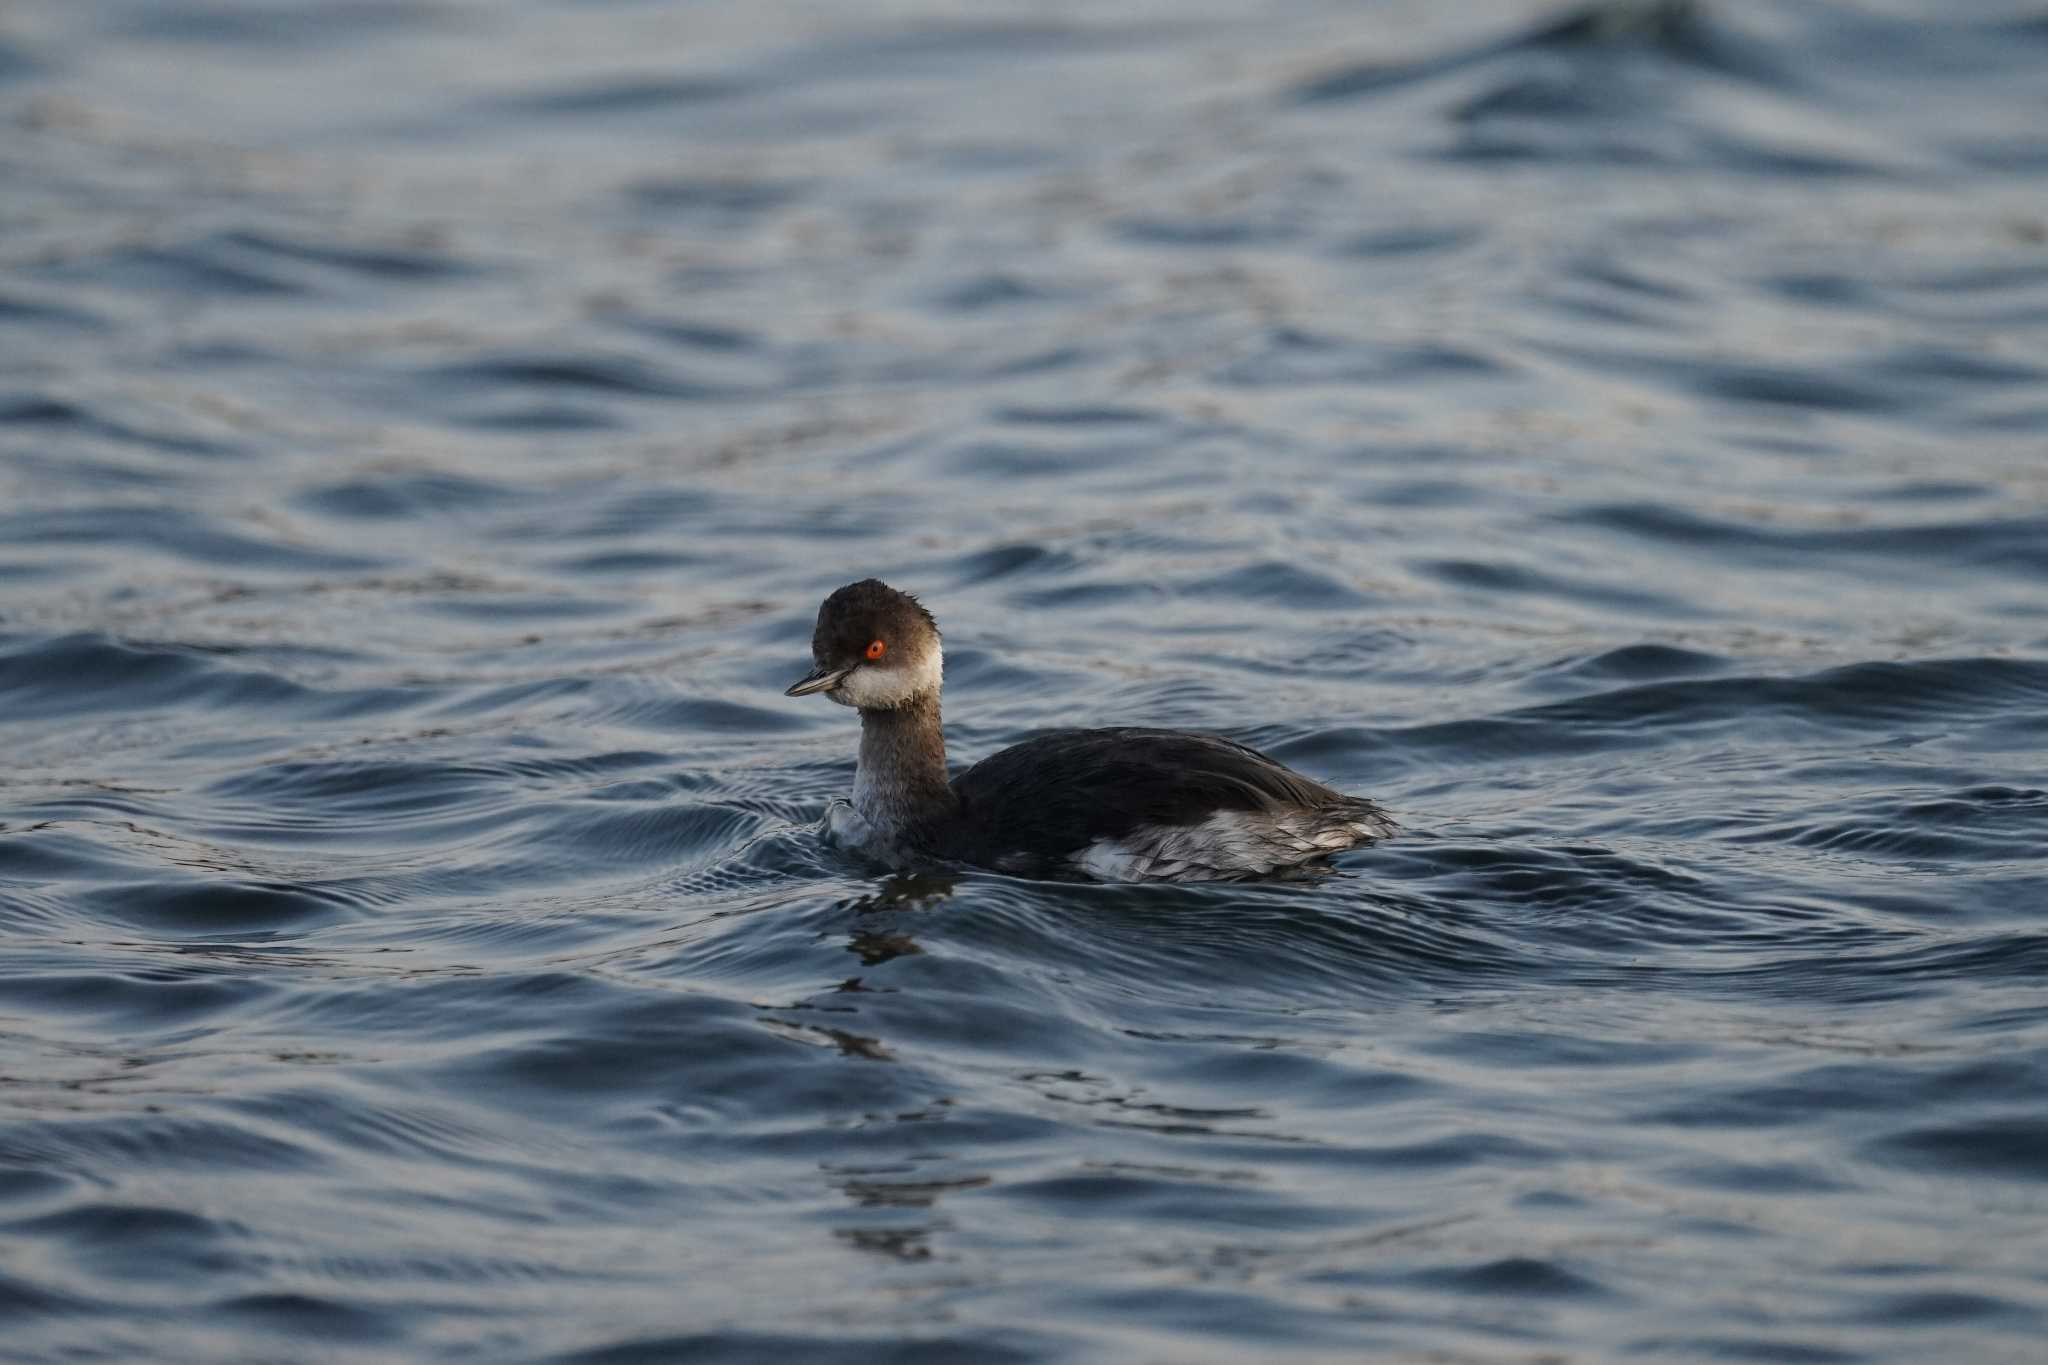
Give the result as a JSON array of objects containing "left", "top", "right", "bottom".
[{"left": 854, "top": 690, "right": 955, "bottom": 835}]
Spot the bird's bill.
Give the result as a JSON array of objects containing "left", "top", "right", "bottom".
[{"left": 784, "top": 665, "right": 849, "bottom": 697}]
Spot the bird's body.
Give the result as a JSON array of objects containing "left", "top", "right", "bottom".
[{"left": 786, "top": 580, "right": 1394, "bottom": 883}]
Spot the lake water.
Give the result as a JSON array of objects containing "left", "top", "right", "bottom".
[{"left": 3, "top": 1, "right": 2047, "bottom": 1360}]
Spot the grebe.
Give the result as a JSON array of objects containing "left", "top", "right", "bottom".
[{"left": 785, "top": 580, "right": 1395, "bottom": 882}]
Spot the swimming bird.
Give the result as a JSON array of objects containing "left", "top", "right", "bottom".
[{"left": 784, "top": 579, "right": 1395, "bottom": 882}]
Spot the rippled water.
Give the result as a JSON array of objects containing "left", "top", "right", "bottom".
[{"left": 4, "top": 1, "right": 2047, "bottom": 1359}]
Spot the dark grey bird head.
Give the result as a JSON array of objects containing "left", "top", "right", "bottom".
[{"left": 784, "top": 579, "right": 943, "bottom": 710}]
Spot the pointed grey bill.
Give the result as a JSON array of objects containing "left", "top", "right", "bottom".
[{"left": 785, "top": 664, "right": 850, "bottom": 697}]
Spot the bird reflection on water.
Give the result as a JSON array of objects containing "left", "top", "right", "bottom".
[{"left": 842, "top": 872, "right": 957, "bottom": 968}]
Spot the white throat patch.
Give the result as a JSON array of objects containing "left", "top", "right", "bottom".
[{"left": 836, "top": 641, "right": 942, "bottom": 710}]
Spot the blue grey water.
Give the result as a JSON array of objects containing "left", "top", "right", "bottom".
[{"left": 2, "top": 0, "right": 2046, "bottom": 1359}]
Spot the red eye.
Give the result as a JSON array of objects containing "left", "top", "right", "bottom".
[{"left": 865, "top": 639, "right": 886, "bottom": 660}]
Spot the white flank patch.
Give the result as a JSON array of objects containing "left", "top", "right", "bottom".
[
  {"left": 1075, "top": 839, "right": 1158, "bottom": 882},
  {"left": 1072, "top": 807, "right": 1387, "bottom": 883}
]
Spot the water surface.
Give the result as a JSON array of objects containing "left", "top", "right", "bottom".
[{"left": 3, "top": 1, "right": 2047, "bottom": 1360}]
